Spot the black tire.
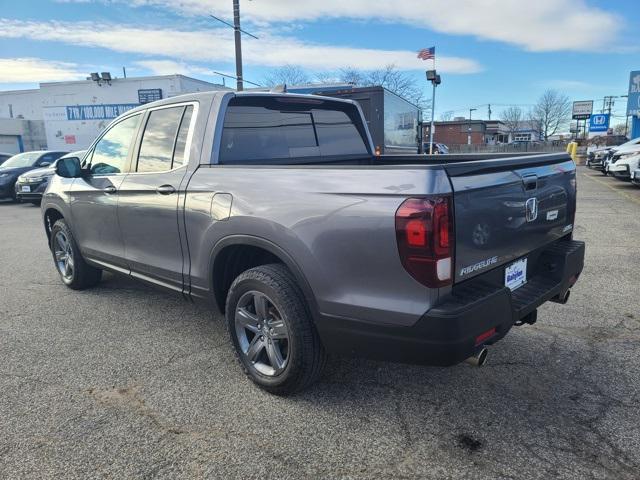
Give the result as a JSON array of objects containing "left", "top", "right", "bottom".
[
  {"left": 225, "top": 264, "right": 326, "bottom": 395},
  {"left": 50, "top": 219, "right": 102, "bottom": 290}
]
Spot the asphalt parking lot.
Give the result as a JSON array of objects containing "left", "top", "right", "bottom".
[{"left": 1, "top": 166, "right": 639, "bottom": 479}]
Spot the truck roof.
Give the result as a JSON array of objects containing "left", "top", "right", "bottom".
[{"left": 125, "top": 90, "right": 362, "bottom": 116}]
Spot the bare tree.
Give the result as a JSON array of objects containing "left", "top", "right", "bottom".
[
  {"left": 264, "top": 65, "right": 310, "bottom": 87},
  {"left": 501, "top": 106, "right": 524, "bottom": 141},
  {"left": 612, "top": 123, "right": 627, "bottom": 137},
  {"left": 531, "top": 90, "right": 571, "bottom": 140},
  {"left": 439, "top": 111, "right": 454, "bottom": 121},
  {"left": 265, "top": 64, "right": 430, "bottom": 115},
  {"left": 313, "top": 71, "right": 340, "bottom": 84},
  {"left": 337, "top": 67, "right": 364, "bottom": 86},
  {"left": 338, "top": 64, "right": 429, "bottom": 112}
]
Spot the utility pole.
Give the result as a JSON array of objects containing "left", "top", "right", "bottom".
[
  {"left": 488, "top": 104, "right": 492, "bottom": 120},
  {"left": 468, "top": 108, "right": 477, "bottom": 145},
  {"left": 602, "top": 96, "right": 616, "bottom": 115},
  {"left": 210, "top": 1, "right": 258, "bottom": 92},
  {"left": 232, "top": 0, "right": 243, "bottom": 91}
]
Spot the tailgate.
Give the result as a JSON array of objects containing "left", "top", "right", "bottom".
[{"left": 448, "top": 156, "right": 576, "bottom": 283}]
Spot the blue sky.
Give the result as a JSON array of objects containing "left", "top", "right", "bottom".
[{"left": 0, "top": 0, "right": 638, "bottom": 124}]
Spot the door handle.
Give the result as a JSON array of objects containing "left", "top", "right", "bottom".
[
  {"left": 522, "top": 174, "right": 538, "bottom": 191},
  {"left": 156, "top": 184, "right": 176, "bottom": 195},
  {"left": 103, "top": 185, "right": 117, "bottom": 194}
]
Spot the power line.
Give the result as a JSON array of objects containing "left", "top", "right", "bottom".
[
  {"left": 209, "top": 14, "right": 258, "bottom": 39},
  {"left": 208, "top": 1, "right": 259, "bottom": 91},
  {"left": 213, "top": 70, "right": 262, "bottom": 87}
]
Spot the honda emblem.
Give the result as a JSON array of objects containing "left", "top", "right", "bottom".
[{"left": 525, "top": 197, "right": 538, "bottom": 222}]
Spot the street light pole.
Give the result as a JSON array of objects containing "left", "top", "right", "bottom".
[
  {"left": 468, "top": 108, "right": 477, "bottom": 145},
  {"left": 429, "top": 81, "right": 437, "bottom": 154},
  {"left": 232, "top": 0, "right": 243, "bottom": 91},
  {"left": 425, "top": 70, "right": 441, "bottom": 154}
]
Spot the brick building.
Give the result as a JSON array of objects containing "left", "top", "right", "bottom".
[{"left": 423, "top": 118, "right": 509, "bottom": 146}]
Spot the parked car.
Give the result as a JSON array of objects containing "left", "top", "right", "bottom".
[
  {"left": 0, "top": 151, "right": 67, "bottom": 201},
  {"left": 608, "top": 151, "right": 640, "bottom": 181},
  {"left": 631, "top": 168, "right": 640, "bottom": 187},
  {"left": 587, "top": 147, "right": 609, "bottom": 170},
  {"left": 42, "top": 91, "right": 584, "bottom": 394},
  {"left": 0, "top": 152, "right": 14, "bottom": 165},
  {"left": 598, "top": 137, "right": 640, "bottom": 174},
  {"left": 423, "top": 142, "right": 449, "bottom": 154},
  {"left": 15, "top": 151, "right": 85, "bottom": 205},
  {"left": 605, "top": 144, "right": 640, "bottom": 176}
]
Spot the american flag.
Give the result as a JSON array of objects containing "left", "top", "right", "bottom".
[{"left": 417, "top": 47, "right": 435, "bottom": 60}]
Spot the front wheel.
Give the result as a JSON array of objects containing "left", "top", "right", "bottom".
[
  {"left": 50, "top": 219, "right": 102, "bottom": 289},
  {"left": 225, "top": 264, "right": 326, "bottom": 395}
]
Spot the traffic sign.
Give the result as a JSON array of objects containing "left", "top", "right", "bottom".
[
  {"left": 589, "top": 113, "right": 610, "bottom": 133},
  {"left": 572, "top": 100, "right": 593, "bottom": 120}
]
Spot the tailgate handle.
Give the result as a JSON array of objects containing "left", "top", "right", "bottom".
[{"left": 522, "top": 174, "right": 538, "bottom": 191}]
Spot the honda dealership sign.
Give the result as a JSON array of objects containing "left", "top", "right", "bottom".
[
  {"left": 589, "top": 113, "right": 610, "bottom": 133},
  {"left": 572, "top": 101, "right": 593, "bottom": 120},
  {"left": 627, "top": 71, "right": 640, "bottom": 117}
]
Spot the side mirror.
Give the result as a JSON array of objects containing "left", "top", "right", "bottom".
[{"left": 55, "top": 157, "right": 82, "bottom": 178}]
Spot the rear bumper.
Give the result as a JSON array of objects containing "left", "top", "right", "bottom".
[{"left": 316, "top": 239, "right": 585, "bottom": 366}]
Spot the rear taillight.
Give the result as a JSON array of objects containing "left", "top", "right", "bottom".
[{"left": 395, "top": 196, "right": 454, "bottom": 288}]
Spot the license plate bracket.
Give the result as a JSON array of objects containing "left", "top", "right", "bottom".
[
  {"left": 505, "top": 258, "right": 527, "bottom": 291},
  {"left": 21, "top": 186, "right": 30, "bottom": 192}
]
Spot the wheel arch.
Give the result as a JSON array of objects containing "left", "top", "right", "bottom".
[
  {"left": 43, "top": 205, "right": 66, "bottom": 242},
  {"left": 209, "top": 235, "right": 320, "bottom": 322}
]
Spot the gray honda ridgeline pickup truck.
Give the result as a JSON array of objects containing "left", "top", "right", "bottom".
[{"left": 42, "top": 91, "right": 584, "bottom": 394}]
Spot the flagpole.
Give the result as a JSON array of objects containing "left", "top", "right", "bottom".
[{"left": 429, "top": 53, "right": 436, "bottom": 155}]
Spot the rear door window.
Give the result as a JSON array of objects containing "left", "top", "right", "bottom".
[
  {"left": 219, "top": 97, "right": 368, "bottom": 164},
  {"left": 137, "top": 106, "right": 192, "bottom": 173}
]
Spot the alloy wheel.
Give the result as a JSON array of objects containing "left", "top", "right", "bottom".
[
  {"left": 53, "top": 231, "right": 74, "bottom": 280},
  {"left": 234, "top": 290, "right": 290, "bottom": 376}
]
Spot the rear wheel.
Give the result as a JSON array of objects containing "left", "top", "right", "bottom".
[
  {"left": 225, "top": 264, "right": 326, "bottom": 395},
  {"left": 50, "top": 219, "right": 102, "bottom": 289}
]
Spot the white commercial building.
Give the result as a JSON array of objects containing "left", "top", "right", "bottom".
[{"left": 0, "top": 74, "right": 229, "bottom": 152}]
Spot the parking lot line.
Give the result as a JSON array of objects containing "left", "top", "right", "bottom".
[{"left": 581, "top": 172, "right": 640, "bottom": 206}]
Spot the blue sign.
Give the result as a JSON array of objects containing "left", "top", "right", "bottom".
[
  {"left": 65, "top": 103, "right": 139, "bottom": 121},
  {"left": 627, "top": 70, "right": 640, "bottom": 116},
  {"left": 138, "top": 88, "right": 163, "bottom": 104},
  {"left": 589, "top": 113, "right": 610, "bottom": 133}
]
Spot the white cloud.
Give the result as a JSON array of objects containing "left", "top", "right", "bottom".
[
  {"left": 132, "top": 59, "right": 211, "bottom": 76},
  {"left": 63, "top": 0, "right": 621, "bottom": 52},
  {"left": 0, "top": 19, "right": 481, "bottom": 74},
  {"left": 0, "top": 57, "right": 85, "bottom": 83},
  {"left": 540, "top": 79, "right": 594, "bottom": 91}
]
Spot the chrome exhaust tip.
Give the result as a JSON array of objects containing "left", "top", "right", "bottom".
[
  {"left": 551, "top": 289, "right": 571, "bottom": 305},
  {"left": 465, "top": 347, "right": 488, "bottom": 367}
]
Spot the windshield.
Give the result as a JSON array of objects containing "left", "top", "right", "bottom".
[
  {"left": 0, "top": 152, "right": 41, "bottom": 169},
  {"left": 618, "top": 137, "right": 640, "bottom": 149}
]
